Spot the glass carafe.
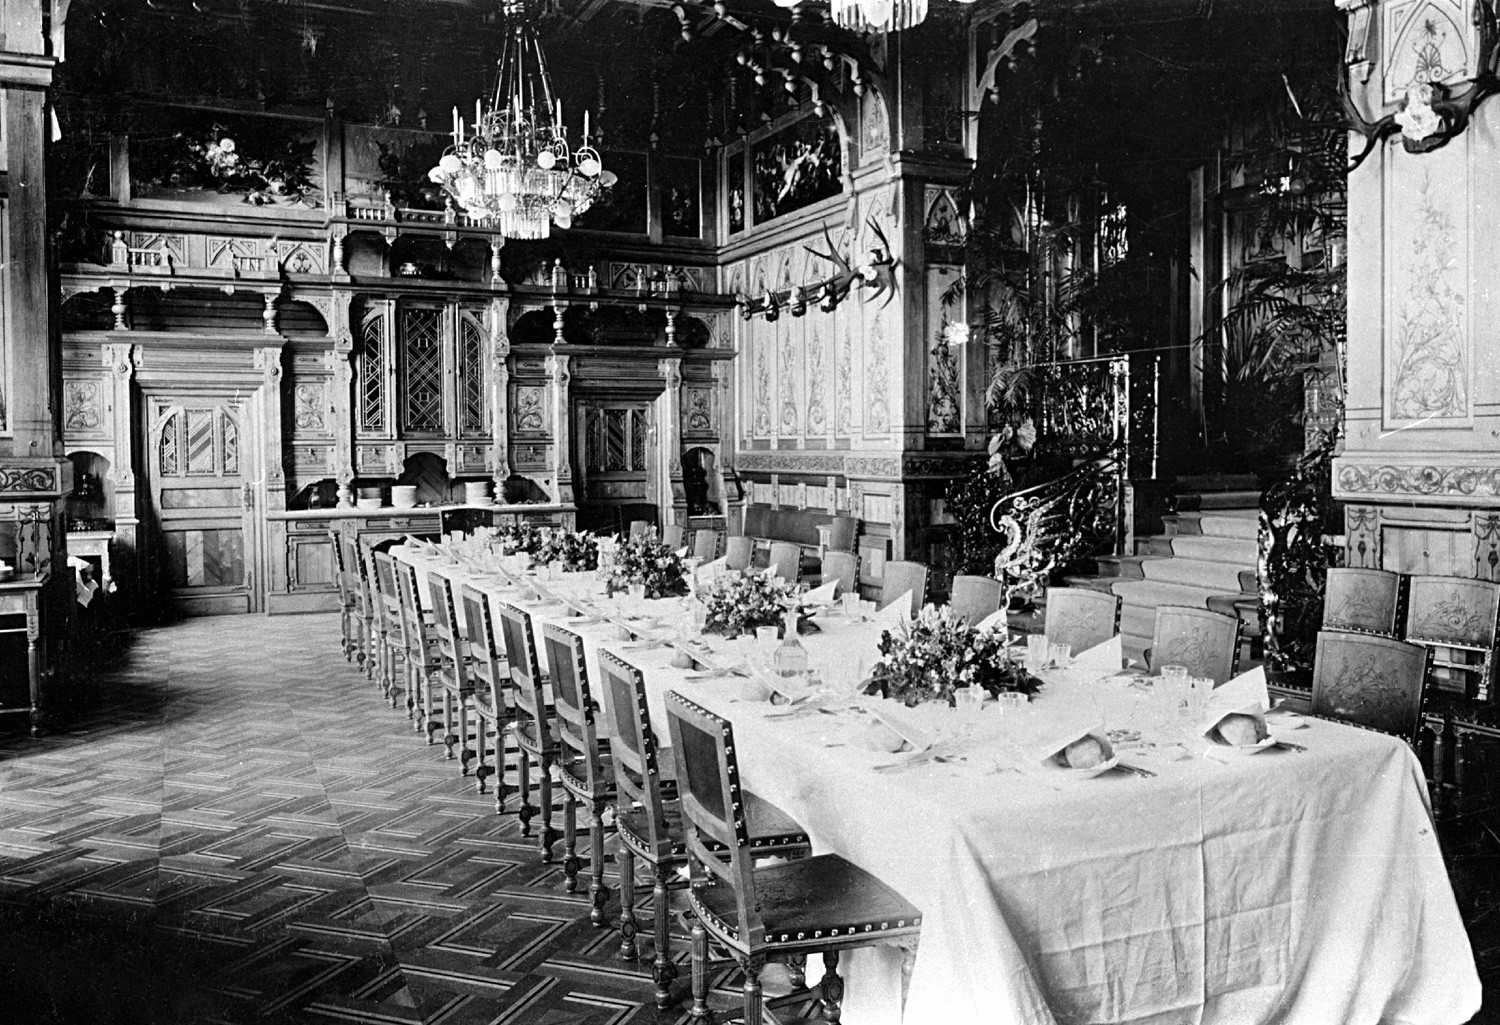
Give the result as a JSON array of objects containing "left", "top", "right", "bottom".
[{"left": 773, "top": 610, "right": 809, "bottom": 679}]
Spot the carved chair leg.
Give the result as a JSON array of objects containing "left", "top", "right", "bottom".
[
  {"left": 819, "top": 950, "right": 844, "bottom": 1024},
  {"left": 494, "top": 722, "right": 511, "bottom": 813},
  {"left": 653, "top": 863, "right": 678, "bottom": 1009},
  {"left": 517, "top": 747, "right": 534, "bottom": 835},
  {"left": 474, "top": 713, "right": 489, "bottom": 793},
  {"left": 738, "top": 954, "right": 766, "bottom": 1025},
  {"left": 423, "top": 665, "right": 440, "bottom": 741},
  {"left": 618, "top": 846, "right": 639, "bottom": 961},
  {"left": 588, "top": 798, "right": 610, "bottom": 926},
  {"left": 538, "top": 756, "right": 557, "bottom": 862},
  {"left": 404, "top": 658, "right": 416, "bottom": 721},
  {"left": 786, "top": 953, "right": 806, "bottom": 991},
  {"left": 442, "top": 689, "right": 457, "bottom": 760},
  {"left": 562, "top": 788, "right": 580, "bottom": 892},
  {"left": 458, "top": 698, "right": 473, "bottom": 775},
  {"left": 689, "top": 916, "right": 710, "bottom": 1022}
]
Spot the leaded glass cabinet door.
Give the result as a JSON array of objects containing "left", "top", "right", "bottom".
[{"left": 147, "top": 398, "right": 256, "bottom": 614}]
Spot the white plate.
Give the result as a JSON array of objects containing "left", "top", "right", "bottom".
[{"left": 1206, "top": 734, "right": 1281, "bottom": 757}]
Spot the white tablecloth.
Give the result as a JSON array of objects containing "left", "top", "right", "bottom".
[{"left": 398, "top": 547, "right": 1480, "bottom": 1025}]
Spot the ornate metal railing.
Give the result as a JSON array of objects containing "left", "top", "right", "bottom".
[
  {"left": 1025, "top": 351, "right": 1160, "bottom": 483},
  {"left": 989, "top": 451, "right": 1121, "bottom": 600}
]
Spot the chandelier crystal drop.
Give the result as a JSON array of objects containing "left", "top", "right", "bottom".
[{"left": 429, "top": 0, "right": 613, "bottom": 239}]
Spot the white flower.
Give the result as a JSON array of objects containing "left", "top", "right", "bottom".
[{"left": 941, "top": 321, "right": 971, "bottom": 348}]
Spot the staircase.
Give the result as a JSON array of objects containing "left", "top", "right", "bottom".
[{"left": 1065, "top": 475, "right": 1263, "bottom": 668}]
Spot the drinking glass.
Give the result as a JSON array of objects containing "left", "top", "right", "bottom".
[
  {"left": 998, "top": 691, "right": 1028, "bottom": 715},
  {"left": 954, "top": 686, "right": 984, "bottom": 723},
  {"left": 1160, "top": 664, "right": 1189, "bottom": 683},
  {"left": 629, "top": 582, "right": 647, "bottom": 602},
  {"left": 1185, "top": 677, "right": 1212, "bottom": 721},
  {"left": 755, "top": 625, "right": 780, "bottom": 652},
  {"left": 1048, "top": 642, "right": 1072, "bottom": 668},
  {"left": 1026, "top": 635, "right": 1050, "bottom": 672},
  {"left": 841, "top": 591, "right": 861, "bottom": 619}
]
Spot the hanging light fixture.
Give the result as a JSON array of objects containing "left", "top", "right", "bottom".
[
  {"left": 829, "top": 0, "right": 928, "bottom": 33},
  {"left": 429, "top": 0, "right": 614, "bottom": 239}
]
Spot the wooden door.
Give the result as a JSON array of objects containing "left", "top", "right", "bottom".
[
  {"left": 573, "top": 399, "right": 655, "bottom": 533},
  {"left": 147, "top": 398, "right": 256, "bottom": 615}
]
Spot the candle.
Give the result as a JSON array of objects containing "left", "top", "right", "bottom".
[
  {"left": 556, "top": 99, "right": 563, "bottom": 127},
  {"left": 583, "top": 110, "right": 589, "bottom": 139},
  {"left": 452, "top": 106, "right": 460, "bottom": 144},
  {"left": 476, "top": 99, "right": 483, "bottom": 130}
]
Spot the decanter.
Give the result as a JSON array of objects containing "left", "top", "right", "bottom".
[{"left": 773, "top": 610, "right": 809, "bottom": 679}]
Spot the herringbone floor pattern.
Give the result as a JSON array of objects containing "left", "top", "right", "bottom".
[{"left": 0, "top": 614, "right": 800, "bottom": 1025}]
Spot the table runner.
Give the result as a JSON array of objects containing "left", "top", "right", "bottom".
[{"left": 397, "top": 546, "right": 1480, "bottom": 1025}]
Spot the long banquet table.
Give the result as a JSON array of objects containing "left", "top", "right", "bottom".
[{"left": 397, "top": 545, "right": 1481, "bottom": 1025}]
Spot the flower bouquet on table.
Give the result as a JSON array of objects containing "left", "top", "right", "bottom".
[
  {"left": 863, "top": 603, "right": 1042, "bottom": 707},
  {"left": 492, "top": 521, "right": 547, "bottom": 558},
  {"left": 536, "top": 529, "right": 599, "bottom": 572},
  {"left": 698, "top": 570, "right": 804, "bottom": 638},
  {"left": 603, "top": 535, "right": 690, "bottom": 599}
]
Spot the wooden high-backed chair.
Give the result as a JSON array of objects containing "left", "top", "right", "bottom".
[
  {"left": 724, "top": 535, "right": 754, "bottom": 572},
  {"left": 880, "top": 560, "right": 929, "bottom": 618},
  {"left": 1402, "top": 575, "right": 1500, "bottom": 699},
  {"left": 949, "top": 575, "right": 1002, "bottom": 627},
  {"left": 425, "top": 573, "right": 476, "bottom": 772},
  {"left": 329, "top": 530, "right": 356, "bottom": 662},
  {"left": 340, "top": 533, "right": 374, "bottom": 677},
  {"left": 662, "top": 524, "right": 685, "bottom": 550},
  {"left": 541, "top": 623, "right": 615, "bottom": 922},
  {"left": 358, "top": 541, "right": 394, "bottom": 700},
  {"left": 371, "top": 551, "right": 409, "bottom": 709},
  {"left": 393, "top": 558, "right": 442, "bottom": 738},
  {"left": 767, "top": 541, "right": 802, "bottom": 582},
  {"left": 459, "top": 583, "right": 515, "bottom": 802},
  {"left": 1310, "top": 630, "right": 1433, "bottom": 743},
  {"left": 1323, "top": 567, "right": 1402, "bottom": 635},
  {"left": 492, "top": 598, "right": 561, "bottom": 859},
  {"left": 666, "top": 691, "right": 922, "bottom": 1025},
  {"left": 599, "top": 653, "right": 809, "bottom": 1009},
  {"left": 1045, "top": 587, "right": 1123, "bottom": 654},
  {"left": 821, "top": 551, "right": 858, "bottom": 597},
  {"left": 1150, "top": 605, "right": 1243, "bottom": 685},
  {"left": 691, "top": 528, "right": 719, "bottom": 562}
]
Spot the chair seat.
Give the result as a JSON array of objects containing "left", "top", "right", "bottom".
[
  {"left": 558, "top": 753, "right": 616, "bottom": 801},
  {"left": 690, "top": 853, "right": 922, "bottom": 948},
  {"left": 618, "top": 790, "right": 808, "bottom": 863},
  {"left": 516, "top": 718, "right": 561, "bottom": 757}
]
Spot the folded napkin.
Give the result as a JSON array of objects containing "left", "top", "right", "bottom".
[
  {"left": 676, "top": 545, "right": 690, "bottom": 558},
  {"left": 870, "top": 704, "right": 935, "bottom": 752},
  {"left": 1071, "top": 635, "right": 1123, "bottom": 675},
  {"left": 877, "top": 592, "right": 913, "bottom": 628},
  {"left": 696, "top": 557, "right": 728, "bottom": 579},
  {"left": 975, "top": 608, "right": 1009, "bottom": 633},
  {"left": 738, "top": 675, "right": 814, "bottom": 706},
  {"left": 1198, "top": 703, "right": 1273, "bottom": 749},
  {"left": 1209, "top": 665, "right": 1269, "bottom": 712},
  {"left": 803, "top": 579, "right": 838, "bottom": 605},
  {"left": 1024, "top": 718, "right": 1116, "bottom": 772}
]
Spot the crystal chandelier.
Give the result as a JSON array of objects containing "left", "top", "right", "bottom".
[{"left": 429, "top": 0, "right": 613, "bottom": 239}]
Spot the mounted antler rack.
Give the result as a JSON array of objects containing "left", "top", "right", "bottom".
[{"left": 734, "top": 219, "right": 896, "bottom": 321}]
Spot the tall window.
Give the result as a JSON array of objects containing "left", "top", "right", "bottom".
[{"left": 356, "top": 301, "right": 490, "bottom": 440}]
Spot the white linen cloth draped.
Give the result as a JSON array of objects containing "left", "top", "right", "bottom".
[{"left": 397, "top": 546, "right": 1479, "bottom": 1025}]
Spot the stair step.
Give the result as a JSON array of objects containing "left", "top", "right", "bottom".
[
  {"left": 1138, "top": 536, "right": 1175, "bottom": 557},
  {"left": 1094, "top": 555, "right": 1148, "bottom": 579},
  {"left": 1139, "top": 556, "right": 1249, "bottom": 593},
  {"left": 1173, "top": 473, "right": 1261, "bottom": 492},
  {"left": 1167, "top": 535, "right": 1260, "bottom": 567},
  {"left": 1174, "top": 490, "right": 1263, "bottom": 512},
  {"left": 1238, "top": 568, "right": 1258, "bottom": 594},
  {"left": 1111, "top": 579, "right": 1227, "bottom": 613},
  {"left": 1198, "top": 513, "right": 1260, "bottom": 541},
  {"left": 1062, "top": 574, "right": 1126, "bottom": 595}
]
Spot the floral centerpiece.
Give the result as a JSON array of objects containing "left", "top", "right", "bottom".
[
  {"left": 698, "top": 570, "right": 800, "bottom": 637},
  {"left": 536, "top": 529, "right": 599, "bottom": 572},
  {"left": 491, "top": 522, "right": 547, "bottom": 557},
  {"left": 864, "top": 604, "right": 1041, "bottom": 707},
  {"left": 603, "top": 535, "right": 690, "bottom": 599}
]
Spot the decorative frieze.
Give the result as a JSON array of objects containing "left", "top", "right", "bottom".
[{"left": 1337, "top": 463, "right": 1500, "bottom": 499}]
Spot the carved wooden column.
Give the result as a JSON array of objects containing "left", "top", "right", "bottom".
[
  {"left": 101, "top": 342, "right": 140, "bottom": 596},
  {"left": 657, "top": 358, "right": 687, "bottom": 527},
  {"left": 254, "top": 346, "right": 286, "bottom": 614},
  {"left": 328, "top": 292, "right": 356, "bottom": 507},
  {"left": 489, "top": 297, "right": 512, "bottom": 488},
  {"left": 546, "top": 352, "right": 575, "bottom": 508}
]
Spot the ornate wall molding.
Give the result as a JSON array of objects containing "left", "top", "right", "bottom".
[
  {"left": 0, "top": 467, "right": 59, "bottom": 494},
  {"left": 1337, "top": 462, "right": 1500, "bottom": 498}
]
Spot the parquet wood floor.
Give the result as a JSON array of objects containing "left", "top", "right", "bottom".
[{"left": 0, "top": 615, "right": 812, "bottom": 1025}]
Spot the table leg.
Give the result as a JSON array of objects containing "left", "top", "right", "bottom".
[{"left": 27, "top": 605, "right": 40, "bottom": 737}]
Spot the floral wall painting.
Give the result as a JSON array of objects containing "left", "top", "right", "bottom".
[
  {"left": 1384, "top": 149, "right": 1472, "bottom": 429},
  {"left": 928, "top": 322, "right": 964, "bottom": 435},
  {"left": 130, "top": 110, "right": 323, "bottom": 208},
  {"left": 344, "top": 124, "right": 448, "bottom": 209},
  {"left": 727, "top": 147, "right": 747, "bottom": 234},
  {"left": 751, "top": 114, "right": 842, "bottom": 226},
  {"left": 1381, "top": 0, "right": 1475, "bottom": 106},
  {"left": 661, "top": 156, "right": 702, "bottom": 239}
]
